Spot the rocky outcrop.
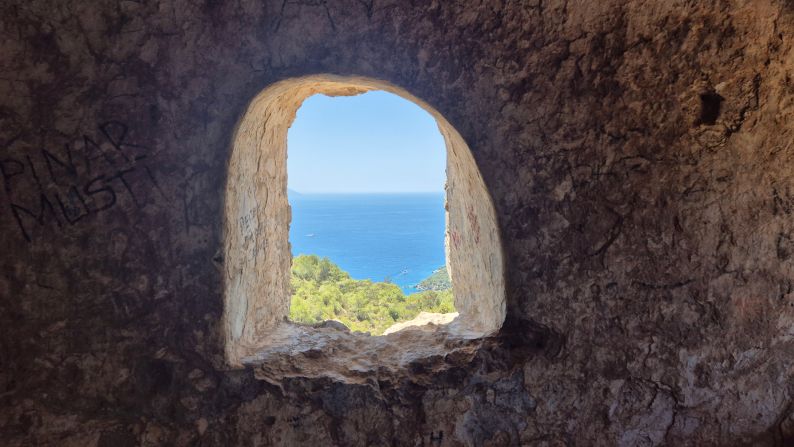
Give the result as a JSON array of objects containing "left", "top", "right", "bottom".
[{"left": 383, "top": 312, "right": 458, "bottom": 335}]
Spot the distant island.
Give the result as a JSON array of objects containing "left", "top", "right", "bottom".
[{"left": 289, "top": 255, "right": 454, "bottom": 335}]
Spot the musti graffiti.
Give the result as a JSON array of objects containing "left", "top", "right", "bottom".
[{"left": 1, "top": 121, "right": 165, "bottom": 242}]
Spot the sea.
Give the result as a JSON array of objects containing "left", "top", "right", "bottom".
[{"left": 288, "top": 192, "right": 446, "bottom": 294}]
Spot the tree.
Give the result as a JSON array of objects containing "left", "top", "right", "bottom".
[{"left": 289, "top": 255, "right": 455, "bottom": 334}]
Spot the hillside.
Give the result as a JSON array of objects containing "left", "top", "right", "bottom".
[
  {"left": 416, "top": 266, "right": 452, "bottom": 291},
  {"left": 289, "top": 255, "right": 455, "bottom": 335}
]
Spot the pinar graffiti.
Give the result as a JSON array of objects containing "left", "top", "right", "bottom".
[{"left": 1, "top": 121, "right": 163, "bottom": 242}]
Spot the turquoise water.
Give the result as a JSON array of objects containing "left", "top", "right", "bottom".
[{"left": 288, "top": 193, "right": 446, "bottom": 293}]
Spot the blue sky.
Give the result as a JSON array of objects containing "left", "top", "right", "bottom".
[{"left": 287, "top": 91, "right": 447, "bottom": 193}]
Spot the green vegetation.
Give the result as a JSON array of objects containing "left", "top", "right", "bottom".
[
  {"left": 416, "top": 266, "right": 452, "bottom": 291},
  {"left": 289, "top": 255, "right": 454, "bottom": 335}
]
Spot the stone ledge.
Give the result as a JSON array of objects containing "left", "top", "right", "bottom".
[{"left": 239, "top": 319, "right": 486, "bottom": 385}]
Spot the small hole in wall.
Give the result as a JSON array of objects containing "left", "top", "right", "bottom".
[{"left": 698, "top": 92, "right": 724, "bottom": 125}]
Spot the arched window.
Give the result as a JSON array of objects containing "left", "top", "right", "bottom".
[{"left": 223, "top": 76, "right": 505, "bottom": 371}]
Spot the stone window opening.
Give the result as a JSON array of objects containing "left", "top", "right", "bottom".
[{"left": 222, "top": 75, "right": 505, "bottom": 378}]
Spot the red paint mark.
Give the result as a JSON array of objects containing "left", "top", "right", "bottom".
[
  {"left": 467, "top": 204, "right": 480, "bottom": 244},
  {"left": 450, "top": 229, "right": 461, "bottom": 248}
]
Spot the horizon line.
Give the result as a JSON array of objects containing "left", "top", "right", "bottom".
[{"left": 289, "top": 189, "right": 444, "bottom": 195}]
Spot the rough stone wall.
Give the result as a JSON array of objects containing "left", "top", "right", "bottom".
[{"left": 1, "top": 1, "right": 793, "bottom": 446}]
